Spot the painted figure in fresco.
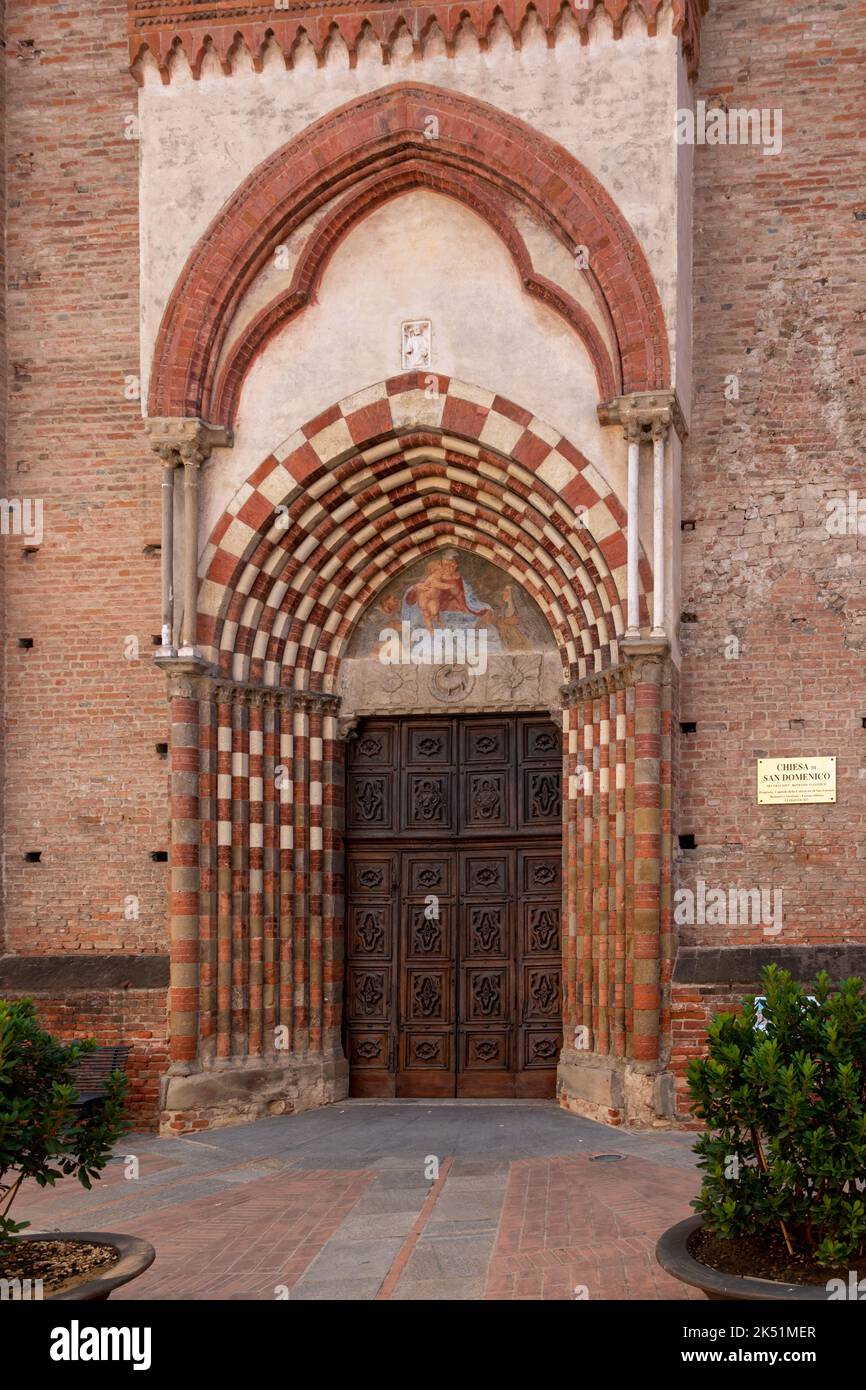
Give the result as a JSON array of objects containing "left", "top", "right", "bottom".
[
  {"left": 498, "top": 584, "right": 527, "bottom": 651},
  {"left": 352, "top": 548, "right": 552, "bottom": 661},
  {"left": 402, "top": 554, "right": 503, "bottom": 651}
]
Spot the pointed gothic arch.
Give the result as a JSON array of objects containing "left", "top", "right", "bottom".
[{"left": 147, "top": 83, "right": 671, "bottom": 426}]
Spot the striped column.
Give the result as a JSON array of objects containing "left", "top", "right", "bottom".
[
  {"left": 292, "top": 695, "right": 309, "bottom": 1053},
  {"left": 322, "top": 697, "right": 343, "bottom": 1048},
  {"left": 624, "top": 679, "right": 636, "bottom": 1047},
  {"left": 215, "top": 685, "right": 234, "bottom": 1058},
  {"left": 659, "top": 664, "right": 676, "bottom": 1062},
  {"left": 563, "top": 698, "right": 580, "bottom": 1034},
  {"left": 581, "top": 689, "right": 595, "bottom": 1050},
  {"left": 231, "top": 688, "right": 249, "bottom": 1056},
  {"left": 248, "top": 691, "right": 265, "bottom": 1058},
  {"left": 262, "top": 692, "right": 279, "bottom": 1053},
  {"left": 198, "top": 692, "right": 217, "bottom": 1057},
  {"left": 628, "top": 649, "right": 665, "bottom": 1063},
  {"left": 308, "top": 699, "right": 324, "bottom": 1054},
  {"left": 162, "top": 660, "right": 208, "bottom": 1066},
  {"left": 560, "top": 649, "right": 670, "bottom": 1077},
  {"left": 277, "top": 693, "right": 295, "bottom": 1050},
  {"left": 613, "top": 683, "right": 627, "bottom": 1057},
  {"left": 158, "top": 662, "right": 351, "bottom": 1127}
]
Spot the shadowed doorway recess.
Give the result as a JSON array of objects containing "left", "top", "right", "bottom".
[{"left": 344, "top": 713, "right": 563, "bottom": 1098}]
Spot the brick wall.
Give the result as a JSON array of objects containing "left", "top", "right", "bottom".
[
  {"left": 2, "top": 989, "right": 168, "bottom": 1129},
  {"left": 1, "top": 0, "right": 7, "bottom": 953},
  {"left": 674, "top": 0, "right": 866, "bottom": 1114},
  {"left": 2, "top": 1, "right": 169, "bottom": 1115},
  {"left": 2, "top": 0, "right": 863, "bottom": 1132}
]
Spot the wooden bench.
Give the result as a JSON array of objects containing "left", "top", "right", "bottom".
[{"left": 70, "top": 1045, "right": 130, "bottom": 1109}]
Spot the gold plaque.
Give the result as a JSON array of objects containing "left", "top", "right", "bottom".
[{"left": 757, "top": 757, "right": 836, "bottom": 806}]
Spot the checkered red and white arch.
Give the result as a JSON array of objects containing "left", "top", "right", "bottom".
[{"left": 199, "top": 375, "right": 652, "bottom": 685}]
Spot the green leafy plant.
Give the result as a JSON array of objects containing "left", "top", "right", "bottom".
[
  {"left": 0, "top": 998, "right": 129, "bottom": 1242},
  {"left": 688, "top": 965, "right": 866, "bottom": 1268}
]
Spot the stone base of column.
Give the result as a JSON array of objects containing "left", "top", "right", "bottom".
[
  {"left": 158, "top": 1049, "right": 349, "bottom": 1135},
  {"left": 556, "top": 1048, "right": 677, "bottom": 1128}
]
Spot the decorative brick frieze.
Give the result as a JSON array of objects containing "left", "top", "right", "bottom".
[{"left": 128, "top": 1, "right": 709, "bottom": 83}]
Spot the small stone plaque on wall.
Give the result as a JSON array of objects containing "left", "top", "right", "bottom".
[
  {"left": 757, "top": 757, "right": 836, "bottom": 805},
  {"left": 401, "top": 320, "right": 431, "bottom": 370}
]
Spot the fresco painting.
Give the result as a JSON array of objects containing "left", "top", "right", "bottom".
[{"left": 346, "top": 550, "right": 553, "bottom": 660}]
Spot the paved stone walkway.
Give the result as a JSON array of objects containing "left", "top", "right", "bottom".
[{"left": 18, "top": 1101, "right": 703, "bottom": 1301}]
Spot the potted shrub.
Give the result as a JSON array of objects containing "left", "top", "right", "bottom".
[
  {"left": 657, "top": 965, "right": 866, "bottom": 1300},
  {"left": 0, "top": 998, "right": 155, "bottom": 1300}
]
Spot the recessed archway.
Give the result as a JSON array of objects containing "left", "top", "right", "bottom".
[
  {"left": 157, "top": 376, "right": 671, "bottom": 1134},
  {"left": 198, "top": 375, "right": 649, "bottom": 686}
]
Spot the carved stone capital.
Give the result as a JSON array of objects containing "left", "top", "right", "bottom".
[
  {"left": 154, "top": 652, "right": 212, "bottom": 700},
  {"left": 289, "top": 689, "right": 342, "bottom": 717},
  {"left": 597, "top": 391, "right": 688, "bottom": 444},
  {"left": 561, "top": 666, "right": 625, "bottom": 707},
  {"left": 620, "top": 634, "right": 671, "bottom": 686},
  {"left": 316, "top": 692, "right": 342, "bottom": 719},
  {"left": 145, "top": 417, "right": 234, "bottom": 468}
]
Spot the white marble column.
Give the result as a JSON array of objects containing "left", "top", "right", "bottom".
[
  {"left": 160, "top": 460, "right": 176, "bottom": 653},
  {"left": 651, "top": 420, "right": 669, "bottom": 637},
  {"left": 626, "top": 423, "right": 641, "bottom": 638}
]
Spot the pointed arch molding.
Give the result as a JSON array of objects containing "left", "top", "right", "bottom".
[
  {"left": 199, "top": 374, "right": 652, "bottom": 687},
  {"left": 129, "top": 2, "right": 708, "bottom": 81},
  {"left": 147, "top": 84, "right": 671, "bottom": 424}
]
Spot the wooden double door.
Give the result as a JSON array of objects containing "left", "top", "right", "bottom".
[{"left": 344, "top": 715, "right": 563, "bottom": 1098}]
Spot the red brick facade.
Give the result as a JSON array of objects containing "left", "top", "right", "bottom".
[
  {"left": 671, "top": 0, "right": 866, "bottom": 1116},
  {"left": 1, "top": 0, "right": 168, "bottom": 1126},
  {"left": 1, "top": 0, "right": 863, "bottom": 1132}
]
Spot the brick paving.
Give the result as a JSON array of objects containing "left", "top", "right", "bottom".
[
  {"left": 116, "top": 1169, "right": 374, "bottom": 1301},
  {"left": 484, "top": 1155, "right": 701, "bottom": 1300},
  {"left": 16, "top": 1102, "right": 701, "bottom": 1301}
]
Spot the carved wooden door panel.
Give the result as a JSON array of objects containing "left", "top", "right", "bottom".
[
  {"left": 345, "top": 714, "right": 562, "bottom": 1098},
  {"left": 459, "top": 847, "right": 513, "bottom": 1095},
  {"left": 517, "top": 846, "right": 564, "bottom": 1093},
  {"left": 396, "top": 849, "right": 457, "bottom": 1096},
  {"left": 344, "top": 849, "right": 398, "bottom": 1096}
]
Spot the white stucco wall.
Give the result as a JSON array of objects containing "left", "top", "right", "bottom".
[
  {"left": 199, "top": 190, "right": 624, "bottom": 542},
  {"left": 137, "top": 9, "right": 686, "bottom": 403}
]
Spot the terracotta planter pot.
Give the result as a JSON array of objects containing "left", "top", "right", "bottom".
[
  {"left": 656, "top": 1216, "right": 833, "bottom": 1302},
  {"left": 14, "top": 1232, "right": 155, "bottom": 1301}
]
